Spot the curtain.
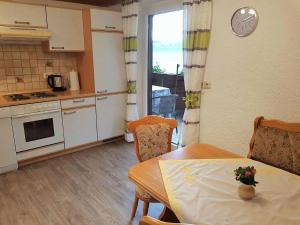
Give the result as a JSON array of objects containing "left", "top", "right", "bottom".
[
  {"left": 122, "top": 0, "right": 140, "bottom": 142},
  {"left": 181, "top": 0, "right": 212, "bottom": 146}
]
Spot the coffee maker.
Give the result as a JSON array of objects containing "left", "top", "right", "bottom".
[{"left": 47, "top": 74, "right": 66, "bottom": 92}]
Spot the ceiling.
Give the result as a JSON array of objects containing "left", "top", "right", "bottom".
[{"left": 54, "top": 0, "right": 121, "bottom": 6}]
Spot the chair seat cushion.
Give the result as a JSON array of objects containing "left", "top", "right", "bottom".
[
  {"left": 252, "top": 126, "right": 300, "bottom": 174},
  {"left": 136, "top": 123, "right": 171, "bottom": 161}
]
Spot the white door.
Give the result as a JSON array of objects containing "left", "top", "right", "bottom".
[
  {"left": 96, "top": 94, "right": 126, "bottom": 141},
  {"left": 92, "top": 32, "right": 127, "bottom": 94},
  {"left": 0, "top": 2, "right": 47, "bottom": 28},
  {"left": 62, "top": 107, "right": 98, "bottom": 149},
  {"left": 91, "top": 9, "right": 122, "bottom": 31},
  {"left": 0, "top": 117, "right": 17, "bottom": 172},
  {"left": 46, "top": 7, "right": 84, "bottom": 52}
]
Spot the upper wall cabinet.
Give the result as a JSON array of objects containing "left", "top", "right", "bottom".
[
  {"left": 91, "top": 9, "right": 122, "bottom": 32},
  {"left": 46, "top": 7, "right": 84, "bottom": 52},
  {"left": 0, "top": 2, "right": 47, "bottom": 28}
]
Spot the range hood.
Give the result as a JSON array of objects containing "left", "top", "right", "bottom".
[{"left": 0, "top": 26, "right": 52, "bottom": 41}]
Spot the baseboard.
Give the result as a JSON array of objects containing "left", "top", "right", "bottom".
[{"left": 18, "top": 136, "right": 124, "bottom": 167}]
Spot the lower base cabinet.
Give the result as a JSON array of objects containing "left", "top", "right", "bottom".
[
  {"left": 62, "top": 106, "right": 98, "bottom": 149},
  {"left": 96, "top": 93, "right": 126, "bottom": 141}
]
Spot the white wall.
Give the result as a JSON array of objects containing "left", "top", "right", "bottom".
[
  {"left": 200, "top": 0, "right": 300, "bottom": 156},
  {"left": 137, "top": 0, "right": 183, "bottom": 116}
]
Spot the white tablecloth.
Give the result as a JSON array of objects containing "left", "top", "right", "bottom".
[
  {"left": 152, "top": 85, "right": 171, "bottom": 98},
  {"left": 159, "top": 159, "right": 300, "bottom": 225}
]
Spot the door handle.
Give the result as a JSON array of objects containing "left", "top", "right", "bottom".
[
  {"left": 12, "top": 109, "right": 61, "bottom": 118},
  {"left": 14, "top": 20, "right": 30, "bottom": 25},
  {"left": 97, "top": 90, "right": 108, "bottom": 94},
  {"left": 73, "top": 99, "right": 85, "bottom": 103},
  {"left": 105, "top": 26, "right": 116, "bottom": 29},
  {"left": 97, "top": 97, "right": 108, "bottom": 101},
  {"left": 51, "top": 46, "right": 65, "bottom": 50},
  {"left": 63, "top": 111, "right": 77, "bottom": 115}
]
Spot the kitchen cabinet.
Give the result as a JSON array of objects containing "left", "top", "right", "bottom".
[
  {"left": 0, "top": 107, "right": 17, "bottom": 174},
  {"left": 46, "top": 7, "right": 84, "bottom": 52},
  {"left": 91, "top": 9, "right": 122, "bottom": 31},
  {"left": 0, "top": 2, "right": 47, "bottom": 28},
  {"left": 62, "top": 97, "right": 97, "bottom": 149},
  {"left": 92, "top": 32, "right": 127, "bottom": 94},
  {"left": 96, "top": 94, "right": 126, "bottom": 141}
]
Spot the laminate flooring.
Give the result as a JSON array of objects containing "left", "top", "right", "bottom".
[{"left": 0, "top": 141, "right": 163, "bottom": 225}]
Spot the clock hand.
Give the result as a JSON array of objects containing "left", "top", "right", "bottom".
[{"left": 242, "top": 15, "right": 254, "bottom": 22}]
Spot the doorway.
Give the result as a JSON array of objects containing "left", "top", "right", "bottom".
[{"left": 147, "top": 10, "right": 185, "bottom": 144}]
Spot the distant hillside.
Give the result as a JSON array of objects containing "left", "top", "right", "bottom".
[{"left": 153, "top": 41, "right": 182, "bottom": 53}]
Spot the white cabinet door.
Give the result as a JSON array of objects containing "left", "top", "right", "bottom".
[
  {"left": 92, "top": 32, "right": 127, "bottom": 94},
  {"left": 0, "top": 2, "right": 47, "bottom": 28},
  {"left": 91, "top": 9, "right": 122, "bottom": 31},
  {"left": 62, "top": 107, "right": 97, "bottom": 149},
  {"left": 46, "top": 7, "right": 84, "bottom": 52},
  {"left": 0, "top": 110, "right": 17, "bottom": 173},
  {"left": 96, "top": 94, "right": 126, "bottom": 141}
]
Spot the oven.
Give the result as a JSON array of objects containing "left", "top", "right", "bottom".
[{"left": 11, "top": 101, "right": 64, "bottom": 153}]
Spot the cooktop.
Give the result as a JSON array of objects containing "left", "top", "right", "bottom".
[{"left": 5, "top": 92, "right": 57, "bottom": 102}]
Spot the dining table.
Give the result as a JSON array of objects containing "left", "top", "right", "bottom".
[
  {"left": 152, "top": 85, "right": 171, "bottom": 98},
  {"left": 151, "top": 85, "right": 172, "bottom": 115},
  {"left": 128, "top": 144, "right": 241, "bottom": 222}
]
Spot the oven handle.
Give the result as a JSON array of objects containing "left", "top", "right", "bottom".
[{"left": 12, "top": 109, "right": 61, "bottom": 119}]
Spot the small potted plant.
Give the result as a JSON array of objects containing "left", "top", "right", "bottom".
[{"left": 234, "top": 166, "right": 258, "bottom": 200}]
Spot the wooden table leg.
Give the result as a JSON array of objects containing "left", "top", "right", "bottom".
[{"left": 159, "top": 206, "right": 180, "bottom": 223}]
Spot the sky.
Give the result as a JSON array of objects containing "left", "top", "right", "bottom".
[{"left": 153, "top": 10, "right": 183, "bottom": 43}]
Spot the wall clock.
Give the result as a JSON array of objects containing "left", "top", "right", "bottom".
[{"left": 231, "top": 7, "right": 258, "bottom": 37}]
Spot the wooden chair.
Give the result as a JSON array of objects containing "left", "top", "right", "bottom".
[
  {"left": 128, "top": 116, "right": 177, "bottom": 218},
  {"left": 139, "top": 216, "right": 192, "bottom": 225},
  {"left": 152, "top": 94, "right": 179, "bottom": 133},
  {"left": 248, "top": 116, "right": 300, "bottom": 175}
]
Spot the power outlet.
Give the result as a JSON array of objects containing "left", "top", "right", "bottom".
[{"left": 202, "top": 81, "right": 212, "bottom": 89}]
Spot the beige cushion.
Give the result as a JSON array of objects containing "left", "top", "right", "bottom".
[
  {"left": 252, "top": 126, "right": 300, "bottom": 174},
  {"left": 136, "top": 123, "right": 171, "bottom": 161},
  {"left": 289, "top": 132, "right": 300, "bottom": 174}
]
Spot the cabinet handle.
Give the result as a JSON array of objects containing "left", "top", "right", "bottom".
[
  {"left": 97, "top": 97, "right": 108, "bottom": 101},
  {"left": 64, "top": 111, "right": 77, "bottom": 115},
  {"left": 105, "top": 26, "right": 116, "bottom": 29},
  {"left": 14, "top": 20, "right": 30, "bottom": 25},
  {"left": 51, "top": 46, "right": 65, "bottom": 50},
  {"left": 10, "top": 27, "right": 36, "bottom": 31},
  {"left": 73, "top": 99, "right": 85, "bottom": 103},
  {"left": 97, "top": 90, "right": 108, "bottom": 94}
]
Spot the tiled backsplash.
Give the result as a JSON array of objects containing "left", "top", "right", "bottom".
[{"left": 0, "top": 44, "right": 78, "bottom": 93}]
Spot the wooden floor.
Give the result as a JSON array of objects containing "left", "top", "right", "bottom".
[{"left": 0, "top": 141, "right": 163, "bottom": 225}]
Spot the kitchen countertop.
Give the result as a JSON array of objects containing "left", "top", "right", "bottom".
[{"left": 0, "top": 89, "right": 126, "bottom": 108}]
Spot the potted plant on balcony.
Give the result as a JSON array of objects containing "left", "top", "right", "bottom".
[{"left": 234, "top": 166, "right": 258, "bottom": 200}]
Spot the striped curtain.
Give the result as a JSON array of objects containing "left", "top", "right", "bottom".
[
  {"left": 122, "top": 0, "right": 139, "bottom": 142},
  {"left": 181, "top": 0, "right": 212, "bottom": 146}
]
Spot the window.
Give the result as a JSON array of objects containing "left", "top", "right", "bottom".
[{"left": 152, "top": 10, "right": 183, "bottom": 75}]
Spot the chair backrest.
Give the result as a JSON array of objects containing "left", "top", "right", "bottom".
[
  {"left": 152, "top": 94, "right": 178, "bottom": 115},
  {"left": 248, "top": 116, "right": 300, "bottom": 175},
  {"left": 128, "top": 116, "right": 177, "bottom": 162},
  {"left": 139, "top": 216, "right": 192, "bottom": 225}
]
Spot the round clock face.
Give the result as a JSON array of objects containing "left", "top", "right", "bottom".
[{"left": 231, "top": 7, "right": 258, "bottom": 37}]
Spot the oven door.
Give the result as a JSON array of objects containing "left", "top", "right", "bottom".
[{"left": 12, "top": 109, "right": 64, "bottom": 152}]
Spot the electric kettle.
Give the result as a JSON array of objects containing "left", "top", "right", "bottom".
[{"left": 47, "top": 74, "right": 66, "bottom": 92}]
